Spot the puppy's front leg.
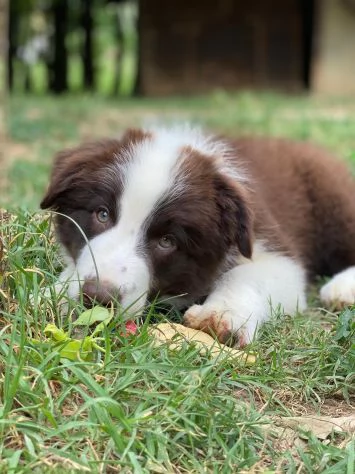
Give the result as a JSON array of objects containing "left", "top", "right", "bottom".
[{"left": 184, "top": 253, "right": 307, "bottom": 347}]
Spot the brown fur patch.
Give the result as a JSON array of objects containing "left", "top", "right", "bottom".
[
  {"left": 232, "top": 137, "right": 355, "bottom": 277},
  {"left": 145, "top": 147, "right": 254, "bottom": 304}
]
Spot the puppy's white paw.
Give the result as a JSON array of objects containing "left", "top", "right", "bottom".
[
  {"left": 320, "top": 267, "right": 355, "bottom": 308},
  {"left": 183, "top": 302, "right": 252, "bottom": 347}
]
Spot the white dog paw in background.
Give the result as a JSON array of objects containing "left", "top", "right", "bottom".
[{"left": 320, "top": 266, "right": 355, "bottom": 308}]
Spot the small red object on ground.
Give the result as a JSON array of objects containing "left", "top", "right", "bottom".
[{"left": 124, "top": 320, "right": 138, "bottom": 335}]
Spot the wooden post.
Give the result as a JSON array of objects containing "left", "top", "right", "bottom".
[
  {"left": 0, "top": 0, "right": 8, "bottom": 274},
  {"left": 0, "top": 0, "right": 8, "bottom": 196}
]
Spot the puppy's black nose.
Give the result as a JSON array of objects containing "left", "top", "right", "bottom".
[{"left": 82, "top": 279, "right": 119, "bottom": 307}]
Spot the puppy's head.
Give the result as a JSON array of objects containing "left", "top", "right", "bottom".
[{"left": 41, "top": 127, "right": 253, "bottom": 312}]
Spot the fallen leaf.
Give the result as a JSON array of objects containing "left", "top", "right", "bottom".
[
  {"left": 58, "top": 337, "right": 94, "bottom": 361},
  {"left": 150, "top": 322, "right": 256, "bottom": 364},
  {"left": 44, "top": 324, "right": 68, "bottom": 342},
  {"left": 42, "top": 323, "right": 104, "bottom": 361},
  {"left": 275, "top": 415, "right": 355, "bottom": 440},
  {"left": 73, "top": 306, "right": 112, "bottom": 327}
]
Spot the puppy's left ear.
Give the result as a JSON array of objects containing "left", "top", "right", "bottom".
[{"left": 215, "top": 175, "right": 254, "bottom": 259}]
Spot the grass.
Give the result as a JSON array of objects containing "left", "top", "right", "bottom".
[{"left": 1, "top": 91, "right": 355, "bottom": 472}]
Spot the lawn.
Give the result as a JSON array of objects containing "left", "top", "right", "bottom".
[{"left": 0, "top": 91, "right": 354, "bottom": 473}]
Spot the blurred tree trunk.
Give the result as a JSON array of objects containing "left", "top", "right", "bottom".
[
  {"left": 81, "top": 0, "right": 95, "bottom": 90},
  {"left": 7, "top": 0, "right": 15, "bottom": 91},
  {"left": 0, "top": 0, "right": 8, "bottom": 195},
  {"left": 112, "top": 7, "right": 123, "bottom": 95},
  {"left": 49, "top": 0, "right": 68, "bottom": 93},
  {"left": 132, "top": 0, "right": 140, "bottom": 96}
]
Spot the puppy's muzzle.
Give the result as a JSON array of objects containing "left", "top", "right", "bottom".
[{"left": 82, "top": 279, "right": 120, "bottom": 307}]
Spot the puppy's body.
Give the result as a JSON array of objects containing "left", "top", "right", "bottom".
[
  {"left": 233, "top": 138, "right": 355, "bottom": 277},
  {"left": 41, "top": 126, "right": 355, "bottom": 345}
]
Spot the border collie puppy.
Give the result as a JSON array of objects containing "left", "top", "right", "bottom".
[{"left": 41, "top": 126, "right": 355, "bottom": 346}]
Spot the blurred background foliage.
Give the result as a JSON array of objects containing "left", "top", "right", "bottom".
[
  {"left": 6, "top": 1, "right": 355, "bottom": 98},
  {"left": 8, "top": 0, "right": 138, "bottom": 96},
  {"left": 2, "top": 0, "right": 355, "bottom": 210}
]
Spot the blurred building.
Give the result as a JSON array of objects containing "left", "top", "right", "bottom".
[
  {"left": 137, "top": 0, "right": 355, "bottom": 96},
  {"left": 313, "top": 0, "right": 355, "bottom": 94}
]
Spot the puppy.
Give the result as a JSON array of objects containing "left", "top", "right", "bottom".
[{"left": 41, "top": 126, "right": 355, "bottom": 346}]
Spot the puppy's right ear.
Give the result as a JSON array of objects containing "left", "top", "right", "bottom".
[{"left": 40, "top": 148, "right": 78, "bottom": 210}]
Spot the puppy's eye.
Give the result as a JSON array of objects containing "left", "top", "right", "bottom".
[
  {"left": 158, "top": 235, "right": 177, "bottom": 251},
  {"left": 95, "top": 207, "right": 110, "bottom": 224}
]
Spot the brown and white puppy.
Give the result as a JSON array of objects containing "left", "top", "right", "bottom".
[{"left": 41, "top": 125, "right": 355, "bottom": 346}]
